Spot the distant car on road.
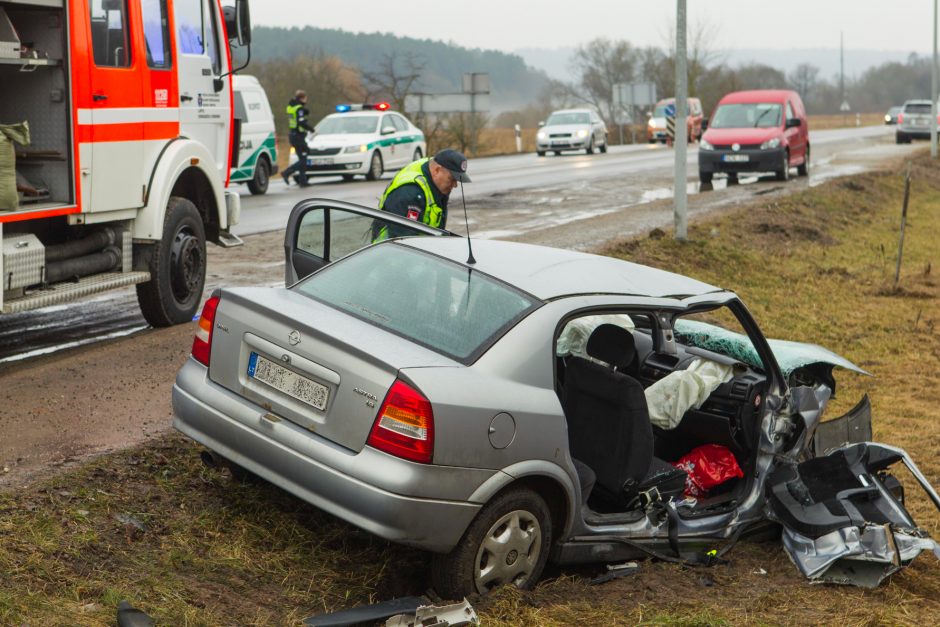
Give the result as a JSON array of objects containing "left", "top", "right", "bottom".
[
  {"left": 231, "top": 75, "right": 278, "bottom": 196},
  {"left": 172, "top": 198, "right": 940, "bottom": 599},
  {"left": 536, "top": 109, "right": 608, "bottom": 156},
  {"left": 288, "top": 103, "right": 426, "bottom": 181},
  {"left": 895, "top": 100, "right": 939, "bottom": 143},
  {"left": 698, "top": 89, "right": 809, "bottom": 184},
  {"left": 647, "top": 97, "right": 704, "bottom": 143},
  {"left": 884, "top": 106, "right": 902, "bottom": 125}
]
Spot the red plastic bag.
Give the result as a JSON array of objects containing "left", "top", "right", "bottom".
[{"left": 672, "top": 444, "right": 744, "bottom": 498}]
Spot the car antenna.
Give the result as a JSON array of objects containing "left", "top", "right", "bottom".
[{"left": 460, "top": 183, "right": 476, "bottom": 265}]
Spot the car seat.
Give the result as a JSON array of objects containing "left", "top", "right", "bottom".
[{"left": 563, "top": 324, "right": 687, "bottom": 509}]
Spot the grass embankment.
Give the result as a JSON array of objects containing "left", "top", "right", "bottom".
[{"left": 2, "top": 155, "right": 939, "bottom": 625}]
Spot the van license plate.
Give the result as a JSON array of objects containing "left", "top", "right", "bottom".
[
  {"left": 312, "top": 158, "right": 333, "bottom": 166},
  {"left": 248, "top": 352, "right": 329, "bottom": 411},
  {"left": 722, "top": 154, "right": 749, "bottom": 162}
]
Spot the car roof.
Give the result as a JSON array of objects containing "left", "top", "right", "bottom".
[
  {"left": 324, "top": 110, "right": 405, "bottom": 119},
  {"left": 397, "top": 237, "right": 721, "bottom": 300},
  {"left": 903, "top": 99, "right": 932, "bottom": 105},
  {"left": 719, "top": 90, "right": 795, "bottom": 104},
  {"left": 550, "top": 108, "right": 594, "bottom": 115}
]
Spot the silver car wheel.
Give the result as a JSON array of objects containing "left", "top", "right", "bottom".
[{"left": 473, "top": 509, "right": 542, "bottom": 593}]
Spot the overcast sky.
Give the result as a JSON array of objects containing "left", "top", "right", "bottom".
[{"left": 252, "top": 0, "right": 935, "bottom": 54}]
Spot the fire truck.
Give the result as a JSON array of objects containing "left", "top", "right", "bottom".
[{"left": 0, "top": 0, "right": 251, "bottom": 327}]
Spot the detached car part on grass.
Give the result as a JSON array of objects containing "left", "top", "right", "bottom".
[{"left": 172, "top": 199, "right": 940, "bottom": 597}]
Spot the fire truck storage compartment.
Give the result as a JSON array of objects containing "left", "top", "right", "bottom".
[{"left": 0, "top": 1, "right": 71, "bottom": 210}]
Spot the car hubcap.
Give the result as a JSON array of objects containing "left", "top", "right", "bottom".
[
  {"left": 258, "top": 163, "right": 268, "bottom": 186},
  {"left": 170, "top": 226, "right": 203, "bottom": 303},
  {"left": 474, "top": 510, "right": 541, "bottom": 594}
]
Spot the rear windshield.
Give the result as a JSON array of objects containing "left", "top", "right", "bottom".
[
  {"left": 295, "top": 244, "right": 541, "bottom": 363},
  {"left": 904, "top": 103, "right": 932, "bottom": 114},
  {"left": 710, "top": 103, "right": 782, "bottom": 128}
]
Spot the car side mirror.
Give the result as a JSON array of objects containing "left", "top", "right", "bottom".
[
  {"left": 786, "top": 117, "right": 802, "bottom": 129},
  {"left": 538, "top": 121, "right": 545, "bottom": 128},
  {"left": 381, "top": 126, "right": 396, "bottom": 135},
  {"left": 224, "top": 0, "right": 252, "bottom": 45}
]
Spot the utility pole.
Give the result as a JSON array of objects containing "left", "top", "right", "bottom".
[
  {"left": 674, "top": 0, "right": 688, "bottom": 240},
  {"left": 932, "top": 0, "right": 938, "bottom": 158}
]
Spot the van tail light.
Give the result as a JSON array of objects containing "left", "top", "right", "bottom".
[
  {"left": 191, "top": 296, "right": 220, "bottom": 366},
  {"left": 898, "top": 113, "right": 904, "bottom": 124},
  {"left": 367, "top": 379, "right": 435, "bottom": 464}
]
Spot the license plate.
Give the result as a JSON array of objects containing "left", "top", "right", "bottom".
[
  {"left": 552, "top": 139, "right": 568, "bottom": 145},
  {"left": 722, "top": 154, "right": 749, "bottom": 162},
  {"left": 248, "top": 352, "right": 329, "bottom": 411},
  {"left": 311, "top": 158, "right": 333, "bottom": 166}
]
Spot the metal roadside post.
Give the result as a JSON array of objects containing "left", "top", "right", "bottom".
[
  {"left": 932, "top": 0, "right": 938, "bottom": 158},
  {"left": 514, "top": 124, "right": 522, "bottom": 153},
  {"left": 674, "top": 0, "right": 688, "bottom": 241}
]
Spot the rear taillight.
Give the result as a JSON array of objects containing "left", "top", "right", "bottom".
[
  {"left": 191, "top": 296, "right": 220, "bottom": 366},
  {"left": 367, "top": 379, "right": 435, "bottom": 464},
  {"left": 898, "top": 113, "right": 904, "bottom": 124}
]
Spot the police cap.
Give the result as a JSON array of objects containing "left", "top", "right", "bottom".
[{"left": 432, "top": 149, "right": 471, "bottom": 183}]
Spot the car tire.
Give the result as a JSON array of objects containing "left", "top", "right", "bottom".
[
  {"left": 699, "top": 171, "right": 713, "bottom": 184},
  {"left": 600, "top": 135, "right": 608, "bottom": 153},
  {"left": 413, "top": 147, "right": 423, "bottom": 161},
  {"left": 246, "top": 156, "right": 270, "bottom": 195},
  {"left": 797, "top": 145, "right": 809, "bottom": 177},
  {"left": 430, "top": 487, "right": 552, "bottom": 599},
  {"left": 365, "top": 151, "right": 384, "bottom": 181},
  {"left": 341, "top": 174, "right": 355, "bottom": 182},
  {"left": 775, "top": 150, "right": 790, "bottom": 182},
  {"left": 586, "top": 137, "right": 595, "bottom": 155},
  {"left": 136, "top": 196, "right": 206, "bottom": 327},
  {"left": 536, "top": 150, "right": 546, "bottom": 157},
  {"left": 553, "top": 151, "right": 561, "bottom": 156}
]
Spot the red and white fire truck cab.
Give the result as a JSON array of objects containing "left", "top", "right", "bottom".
[{"left": 0, "top": 0, "right": 251, "bottom": 326}]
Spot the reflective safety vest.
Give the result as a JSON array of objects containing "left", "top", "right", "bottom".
[
  {"left": 286, "top": 103, "right": 303, "bottom": 131},
  {"left": 374, "top": 158, "right": 442, "bottom": 241}
]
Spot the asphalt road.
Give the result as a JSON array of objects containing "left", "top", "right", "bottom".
[
  {"left": 232, "top": 124, "right": 896, "bottom": 236},
  {"left": 0, "top": 124, "right": 912, "bottom": 366}
]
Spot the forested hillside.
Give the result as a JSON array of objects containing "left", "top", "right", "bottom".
[{"left": 246, "top": 26, "right": 550, "bottom": 110}]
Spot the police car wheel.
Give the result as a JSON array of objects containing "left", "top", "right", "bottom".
[
  {"left": 136, "top": 197, "right": 206, "bottom": 327},
  {"left": 247, "top": 156, "right": 270, "bottom": 195},
  {"left": 366, "top": 151, "right": 384, "bottom": 181}
]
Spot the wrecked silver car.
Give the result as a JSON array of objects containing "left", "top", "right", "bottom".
[{"left": 172, "top": 199, "right": 940, "bottom": 598}]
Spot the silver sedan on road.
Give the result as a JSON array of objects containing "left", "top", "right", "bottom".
[
  {"left": 536, "top": 108, "right": 608, "bottom": 156},
  {"left": 172, "top": 199, "right": 940, "bottom": 598}
]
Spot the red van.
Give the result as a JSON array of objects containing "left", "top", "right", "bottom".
[{"left": 698, "top": 90, "right": 809, "bottom": 183}]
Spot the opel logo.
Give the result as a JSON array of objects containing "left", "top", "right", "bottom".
[
  {"left": 732, "top": 143, "right": 741, "bottom": 152},
  {"left": 288, "top": 330, "right": 301, "bottom": 346}
]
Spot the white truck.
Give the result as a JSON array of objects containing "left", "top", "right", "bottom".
[{"left": 0, "top": 0, "right": 251, "bottom": 327}]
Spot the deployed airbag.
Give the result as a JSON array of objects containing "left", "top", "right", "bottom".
[{"left": 645, "top": 357, "right": 734, "bottom": 429}]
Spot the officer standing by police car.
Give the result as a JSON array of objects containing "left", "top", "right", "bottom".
[
  {"left": 282, "top": 90, "right": 315, "bottom": 187},
  {"left": 373, "top": 149, "right": 471, "bottom": 240}
]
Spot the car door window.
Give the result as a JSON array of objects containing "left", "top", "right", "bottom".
[
  {"left": 89, "top": 0, "right": 132, "bottom": 67},
  {"left": 392, "top": 115, "right": 409, "bottom": 132},
  {"left": 786, "top": 102, "right": 794, "bottom": 121},
  {"left": 381, "top": 115, "right": 396, "bottom": 135},
  {"left": 287, "top": 203, "right": 444, "bottom": 283}
]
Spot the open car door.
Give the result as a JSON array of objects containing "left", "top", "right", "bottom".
[
  {"left": 283, "top": 199, "right": 450, "bottom": 285},
  {"left": 767, "top": 432, "right": 940, "bottom": 587}
]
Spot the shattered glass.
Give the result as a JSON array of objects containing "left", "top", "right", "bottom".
[{"left": 674, "top": 319, "right": 869, "bottom": 376}]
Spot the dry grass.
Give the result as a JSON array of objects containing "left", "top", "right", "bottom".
[{"left": 2, "top": 155, "right": 939, "bottom": 625}]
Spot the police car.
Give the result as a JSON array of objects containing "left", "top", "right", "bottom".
[{"left": 291, "top": 103, "right": 427, "bottom": 182}]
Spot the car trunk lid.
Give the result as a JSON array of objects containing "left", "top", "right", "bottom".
[{"left": 207, "top": 287, "right": 457, "bottom": 452}]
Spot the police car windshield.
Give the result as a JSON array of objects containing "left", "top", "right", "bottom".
[
  {"left": 546, "top": 112, "right": 590, "bottom": 125},
  {"left": 317, "top": 116, "right": 379, "bottom": 135},
  {"left": 710, "top": 103, "right": 782, "bottom": 129}
]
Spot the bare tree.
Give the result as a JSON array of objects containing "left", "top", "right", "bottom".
[
  {"left": 361, "top": 51, "right": 426, "bottom": 113},
  {"left": 788, "top": 63, "right": 820, "bottom": 100},
  {"left": 662, "top": 16, "right": 723, "bottom": 98},
  {"left": 568, "top": 38, "right": 638, "bottom": 126}
]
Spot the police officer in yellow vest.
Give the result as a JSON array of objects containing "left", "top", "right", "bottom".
[
  {"left": 282, "top": 90, "right": 315, "bottom": 187},
  {"left": 374, "top": 149, "right": 471, "bottom": 240}
]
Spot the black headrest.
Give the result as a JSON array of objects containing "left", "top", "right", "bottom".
[{"left": 586, "top": 324, "right": 636, "bottom": 371}]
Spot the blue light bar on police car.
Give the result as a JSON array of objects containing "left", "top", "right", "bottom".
[{"left": 335, "top": 102, "right": 391, "bottom": 112}]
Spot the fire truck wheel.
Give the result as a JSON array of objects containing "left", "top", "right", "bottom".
[
  {"left": 136, "top": 197, "right": 207, "bottom": 327},
  {"left": 247, "top": 156, "right": 270, "bottom": 195}
]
